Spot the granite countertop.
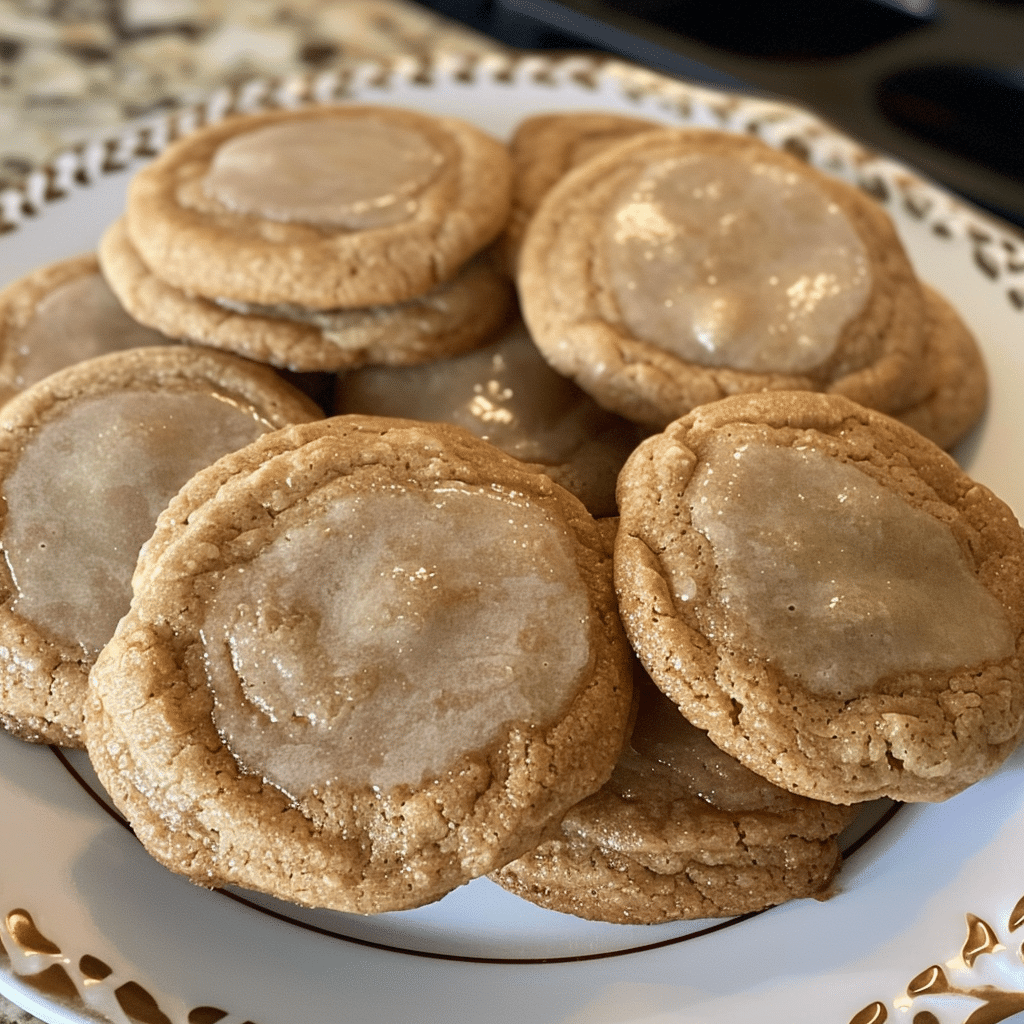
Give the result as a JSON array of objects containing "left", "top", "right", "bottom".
[
  {"left": 0, "top": 5, "right": 507, "bottom": 1023},
  {"left": 0, "top": 0, "right": 507, "bottom": 192}
]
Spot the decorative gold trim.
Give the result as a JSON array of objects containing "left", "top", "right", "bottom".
[
  {"left": 849, "top": 1003, "right": 887, "bottom": 1024},
  {"left": 0, "top": 908, "right": 253, "bottom": 1024},
  {"left": 849, "top": 899, "right": 1024, "bottom": 1024}
]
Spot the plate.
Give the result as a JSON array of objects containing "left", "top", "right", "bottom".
[{"left": 0, "top": 51, "right": 1023, "bottom": 1024}]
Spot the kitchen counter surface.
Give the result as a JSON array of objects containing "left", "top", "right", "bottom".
[{"left": 0, "top": 0, "right": 506, "bottom": 192}]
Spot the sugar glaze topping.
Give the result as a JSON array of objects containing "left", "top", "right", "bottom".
[
  {"left": 202, "top": 483, "right": 594, "bottom": 797},
  {"left": 6, "top": 274, "right": 166, "bottom": 397},
  {"left": 686, "top": 437, "right": 1016, "bottom": 697},
  {"left": 202, "top": 115, "right": 444, "bottom": 229},
  {"left": 3, "top": 389, "right": 272, "bottom": 654},
  {"left": 605, "top": 154, "right": 871, "bottom": 373},
  {"left": 623, "top": 682, "right": 804, "bottom": 813}
]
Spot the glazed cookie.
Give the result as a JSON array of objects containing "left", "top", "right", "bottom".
[
  {"left": 614, "top": 391, "right": 1024, "bottom": 804},
  {"left": 492, "top": 671, "right": 857, "bottom": 923},
  {"left": 335, "top": 319, "right": 647, "bottom": 516},
  {"left": 0, "top": 253, "right": 169, "bottom": 405},
  {"left": 502, "top": 111, "right": 661, "bottom": 271},
  {"left": 124, "top": 104, "right": 513, "bottom": 310},
  {"left": 86, "top": 415, "right": 634, "bottom": 913},
  {"left": 100, "top": 218, "right": 516, "bottom": 372},
  {"left": 0, "top": 346, "right": 321, "bottom": 747},
  {"left": 518, "top": 128, "right": 931, "bottom": 429},
  {"left": 893, "top": 284, "right": 988, "bottom": 450}
]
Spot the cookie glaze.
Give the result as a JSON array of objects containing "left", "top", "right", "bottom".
[
  {"left": 202, "top": 483, "right": 594, "bottom": 795},
  {"left": 336, "top": 321, "right": 645, "bottom": 515},
  {"left": 203, "top": 115, "right": 444, "bottom": 229},
  {"left": 605, "top": 154, "right": 871, "bottom": 373},
  {"left": 338, "top": 322, "right": 618, "bottom": 464},
  {"left": 623, "top": 683, "right": 805, "bottom": 817},
  {"left": 3, "top": 390, "right": 272, "bottom": 654},
  {"left": 5, "top": 272, "right": 166, "bottom": 398},
  {"left": 687, "top": 436, "right": 1016, "bottom": 697}
]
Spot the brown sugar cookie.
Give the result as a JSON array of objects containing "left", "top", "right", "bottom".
[
  {"left": 0, "top": 252, "right": 170, "bottom": 405},
  {"left": 614, "top": 391, "right": 1024, "bottom": 804},
  {"left": 100, "top": 218, "right": 516, "bottom": 372},
  {"left": 334, "top": 318, "right": 647, "bottom": 516},
  {"left": 85, "top": 415, "right": 634, "bottom": 913},
  {"left": 893, "top": 283, "right": 988, "bottom": 450},
  {"left": 502, "top": 111, "right": 661, "bottom": 272},
  {"left": 492, "top": 670, "right": 857, "bottom": 923},
  {"left": 0, "top": 346, "right": 321, "bottom": 748},
  {"left": 518, "top": 128, "right": 931, "bottom": 429},
  {"left": 124, "top": 104, "right": 513, "bottom": 310}
]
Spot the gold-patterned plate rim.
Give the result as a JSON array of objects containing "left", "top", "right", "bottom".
[
  {"left": 0, "top": 908, "right": 250, "bottom": 1024},
  {"left": 6, "top": 894, "right": 1024, "bottom": 1024},
  {"left": 848, "top": 898, "right": 1024, "bottom": 1024}
]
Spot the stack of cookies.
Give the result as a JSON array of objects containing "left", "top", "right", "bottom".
[
  {"left": 512, "top": 114, "right": 987, "bottom": 451},
  {"left": 0, "top": 96, "right": 1018, "bottom": 931},
  {"left": 494, "top": 390, "right": 1024, "bottom": 922},
  {"left": 99, "top": 104, "right": 517, "bottom": 373},
  {"left": 86, "top": 414, "right": 635, "bottom": 913},
  {"left": 492, "top": 664, "right": 861, "bottom": 923}
]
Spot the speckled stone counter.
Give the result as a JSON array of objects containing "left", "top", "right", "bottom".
[
  {"left": 0, "top": 1002, "right": 37, "bottom": 1024},
  {"left": 0, "top": 5, "right": 508, "bottom": 1024},
  {"left": 0, "top": 0, "right": 505, "bottom": 191}
]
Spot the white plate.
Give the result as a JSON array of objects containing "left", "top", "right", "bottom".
[{"left": 0, "top": 52, "right": 1023, "bottom": 1024}]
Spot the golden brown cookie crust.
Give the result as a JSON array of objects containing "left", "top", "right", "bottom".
[
  {"left": 501, "top": 111, "right": 661, "bottom": 273},
  {"left": 493, "top": 829, "right": 845, "bottom": 925},
  {"left": 100, "top": 218, "right": 516, "bottom": 372},
  {"left": 518, "top": 128, "right": 930, "bottom": 429},
  {"left": 614, "top": 391, "right": 1024, "bottom": 804},
  {"left": 0, "top": 346, "right": 321, "bottom": 748},
  {"left": 492, "top": 675, "right": 856, "bottom": 923},
  {"left": 86, "top": 415, "right": 634, "bottom": 913},
  {"left": 125, "top": 105, "right": 513, "bottom": 310},
  {"left": 894, "top": 284, "right": 988, "bottom": 450}
]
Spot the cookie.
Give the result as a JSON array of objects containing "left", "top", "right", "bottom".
[
  {"left": 492, "top": 669, "right": 856, "bottom": 923},
  {"left": 85, "top": 415, "right": 634, "bottom": 913},
  {"left": 502, "top": 111, "right": 661, "bottom": 271},
  {"left": 0, "top": 346, "right": 321, "bottom": 747},
  {"left": 334, "top": 318, "right": 647, "bottom": 516},
  {"left": 893, "top": 284, "right": 988, "bottom": 450},
  {"left": 0, "top": 253, "right": 169, "bottom": 405},
  {"left": 99, "top": 218, "right": 516, "bottom": 372},
  {"left": 614, "top": 391, "right": 1024, "bottom": 804},
  {"left": 518, "top": 128, "right": 931, "bottom": 429},
  {"left": 124, "top": 104, "right": 513, "bottom": 310}
]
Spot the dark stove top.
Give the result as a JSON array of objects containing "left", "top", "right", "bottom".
[{"left": 417, "top": 0, "right": 1024, "bottom": 228}]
